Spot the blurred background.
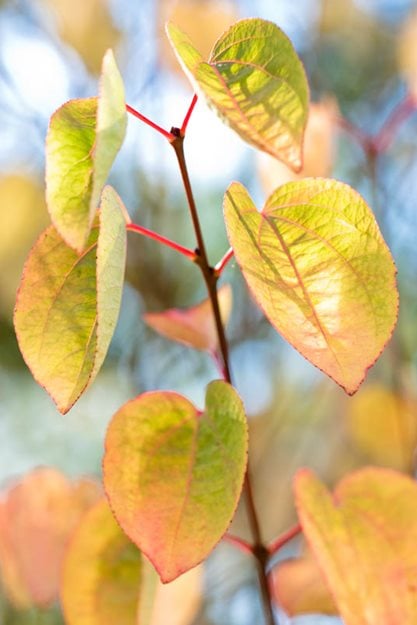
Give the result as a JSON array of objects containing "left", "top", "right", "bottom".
[{"left": 1, "top": 0, "right": 417, "bottom": 623}]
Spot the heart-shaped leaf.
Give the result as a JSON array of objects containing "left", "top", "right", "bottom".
[
  {"left": 295, "top": 467, "right": 417, "bottom": 625},
  {"left": 61, "top": 498, "right": 142, "bottom": 625},
  {"left": 223, "top": 179, "right": 398, "bottom": 394},
  {"left": 46, "top": 50, "right": 126, "bottom": 252},
  {"left": 166, "top": 18, "right": 308, "bottom": 171},
  {"left": 143, "top": 283, "right": 232, "bottom": 352},
  {"left": 14, "top": 185, "right": 127, "bottom": 413},
  {"left": 103, "top": 380, "right": 248, "bottom": 582}
]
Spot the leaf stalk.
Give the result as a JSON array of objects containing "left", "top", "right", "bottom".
[{"left": 126, "top": 222, "right": 196, "bottom": 260}]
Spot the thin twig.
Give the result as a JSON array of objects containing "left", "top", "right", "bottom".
[
  {"left": 170, "top": 130, "right": 232, "bottom": 382},
  {"left": 215, "top": 247, "right": 235, "bottom": 276},
  {"left": 373, "top": 93, "right": 417, "bottom": 153},
  {"left": 126, "top": 104, "right": 174, "bottom": 141},
  {"left": 181, "top": 94, "right": 198, "bottom": 135},
  {"left": 335, "top": 115, "right": 371, "bottom": 153},
  {"left": 126, "top": 222, "right": 196, "bottom": 260},
  {"left": 170, "top": 130, "right": 276, "bottom": 625},
  {"left": 223, "top": 533, "right": 254, "bottom": 555},
  {"left": 268, "top": 523, "right": 302, "bottom": 556}
]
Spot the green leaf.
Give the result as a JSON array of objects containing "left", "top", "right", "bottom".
[
  {"left": 143, "top": 283, "right": 232, "bottom": 352},
  {"left": 295, "top": 467, "right": 417, "bottom": 625},
  {"left": 61, "top": 498, "right": 141, "bottom": 625},
  {"left": 223, "top": 179, "right": 398, "bottom": 394},
  {"left": 14, "top": 185, "right": 127, "bottom": 413},
  {"left": 166, "top": 18, "right": 308, "bottom": 171},
  {"left": 103, "top": 380, "right": 248, "bottom": 582},
  {"left": 46, "top": 50, "right": 127, "bottom": 252}
]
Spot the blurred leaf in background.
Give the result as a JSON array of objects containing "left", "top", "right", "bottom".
[
  {"left": 0, "top": 175, "right": 48, "bottom": 317},
  {"left": 39, "top": 0, "right": 121, "bottom": 74},
  {"left": 158, "top": 0, "right": 238, "bottom": 76},
  {"left": 347, "top": 384, "right": 417, "bottom": 472},
  {"left": 397, "top": 5, "right": 417, "bottom": 98},
  {"left": 0, "top": 468, "right": 101, "bottom": 609},
  {"left": 1, "top": 0, "right": 417, "bottom": 623}
]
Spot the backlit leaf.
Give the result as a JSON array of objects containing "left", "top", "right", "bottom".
[
  {"left": 46, "top": 50, "right": 126, "bottom": 252},
  {"left": 295, "top": 467, "right": 417, "bottom": 625},
  {"left": 103, "top": 380, "right": 248, "bottom": 582},
  {"left": 223, "top": 179, "right": 398, "bottom": 394},
  {"left": 347, "top": 384, "right": 417, "bottom": 471},
  {"left": 272, "top": 547, "right": 338, "bottom": 616},
  {"left": 14, "top": 185, "right": 127, "bottom": 413},
  {"left": 166, "top": 18, "right": 308, "bottom": 171},
  {"left": 257, "top": 97, "right": 339, "bottom": 195},
  {"left": 0, "top": 468, "right": 101, "bottom": 608},
  {"left": 61, "top": 498, "right": 141, "bottom": 625},
  {"left": 143, "top": 283, "right": 232, "bottom": 352}
]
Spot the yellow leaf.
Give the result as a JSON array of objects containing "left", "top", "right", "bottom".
[
  {"left": 296, "top": 467, "right": 417, "bottom": 625},
  {"left": 40, "top": 0, "right": 121, "bottom": 74},
  {"left": 14, "top": 186, "right": 127, "bottom": 413},
  {"left": 224, "top": 179, "right": 398, "bottom": 394},
  {"left": 158, "top": 0, "right": 238, "bottom": 78},
  {"left": 398, "top": 7, "right": 417, "bottom": 99},
  {"left": 0, "top": 175, "right": 48, "bottom": 317},
  {"left": 103, "top": 381, "right": 247, "bottom": 583},
  {"left": 347, "top": 384, "right": 417, "bottom": 471},
  {"left": 62, "top": 498, "right": 141, "bottom": 625}
]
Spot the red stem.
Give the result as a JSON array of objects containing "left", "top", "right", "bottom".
[
  {"left": 181, "top": 94, "right": 198, "bottom": 135},
  {"left": 336, "top": 116, "right": 372, "bottom": 153},
  {"left": 210, "top": 349, "right": 228, "bottom": 380},
  {"left": 215, "top": 247, "right": 234, "bottom": 276},
  {"left": 223, "top": 533, "right": 254, "bottom": 555},
  {"left": 126, "top": 104, "right": 174, "bottom": 141},
  {"left": 170, "top": 133, "right": 276, "bottom": 625},
  {"left": 373, "top": 93, "right": 417, "bottom": 153},
  {"left": 126, "top": 223, "right": 196, "bottom": 260},
  {"left": 267, "top": 523, "right": 302, "bottom": 556}
]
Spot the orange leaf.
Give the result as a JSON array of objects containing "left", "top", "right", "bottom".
[
  {"left": 272, "top": 547, "right": 338, "bottom": 616},
  {"left": 143, "top": 284, "right": 232, "bottom": 352},
  {"left": 0, "top": 468, "right": 101, "bottom": 608},
  {"left": 295, "top": 467, "right": 417, "bottom": 625}
]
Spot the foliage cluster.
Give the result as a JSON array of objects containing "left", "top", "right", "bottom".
[{"left": 1, "top": 6, "right": 416, "bottom": 625}]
